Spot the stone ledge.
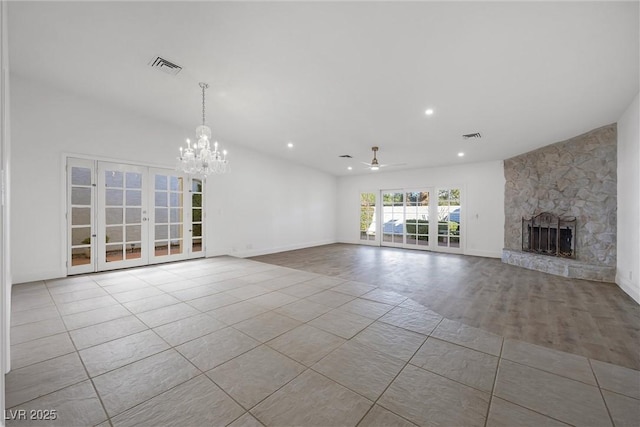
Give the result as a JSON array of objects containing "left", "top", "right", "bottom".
[{"left": 501, "top": 249, "right": 615, "bottom": 283}]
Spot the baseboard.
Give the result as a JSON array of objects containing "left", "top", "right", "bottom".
[
  {"left": 12, "top": 267, "right": 66, "bottom": 285},
  {"left": 336, "top": 240, "right": 502, "bottom": 258},
  {"left": 465, "top": 249, "right": 502, "bottom": 259},
  {"left": 615, "top": 274, "right": 640, "bottom": 304},
  {"left": 234, "top": 239, "right": 338, "bottom": 258}
]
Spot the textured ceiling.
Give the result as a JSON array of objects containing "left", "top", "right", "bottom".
[{"left": 8, "top": 1, "right": 639, "bottom": 175}]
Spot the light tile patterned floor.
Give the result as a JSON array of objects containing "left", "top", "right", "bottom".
[{"left": 6, "top": 257, "right": 640, "bottom": 426}]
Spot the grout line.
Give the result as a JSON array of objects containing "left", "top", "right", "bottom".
[
  {"left": 483, "top": 336, "right": 504, "bottom": 427},
  {"left": 588, "top": 358, "right": 617, "bottom": 427},
  {"left": 45, "top": 280, "right": 112, "bottom": 426},
  {"left": 9, "top": 258, "right": 639, "bottom": 426},
  {"left": 354, "top": 316, "right": 446, "bottom": 426}
]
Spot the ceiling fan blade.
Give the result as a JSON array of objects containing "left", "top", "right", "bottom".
[
  {"left": 373, "top": 163, "right": 406, "bottom": 169},
  {"left": 360, "top": 161, "right": 372, "bottom": 166}
]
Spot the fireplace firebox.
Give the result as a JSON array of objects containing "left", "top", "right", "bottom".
[{"left": 522, "top": 212, "right": 576, "bottom": 259}]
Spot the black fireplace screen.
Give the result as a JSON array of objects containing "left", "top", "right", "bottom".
[{"left": 522, "top": 212, "right": 576, "bottom": 259}]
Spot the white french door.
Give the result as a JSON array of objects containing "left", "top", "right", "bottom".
[
  {"left": 378, "top": 187, "right": 462, "bottom": 253},
  {"left": 67, "top": 158, "right": 205, "bottom": 275},
  {"left": 98, "top": 162, "right": 149, "bottom": 271},
  {"left": 381, "top": 190, "right": 406, "bottom": 247}
]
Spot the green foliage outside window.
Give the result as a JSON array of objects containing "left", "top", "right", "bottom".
[{"left": 360, "top": 193, "right": 376, "bottom": 233}]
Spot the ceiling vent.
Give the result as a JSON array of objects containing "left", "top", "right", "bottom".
[
  {"left": 148, "top": 56, "right": 182, "bottom": 76},
  {"left": 339, "top": 154, "right": 353, "bottom": 158},
  {"left": 462, "top": 132, "right": 482, "bottom": 140}
]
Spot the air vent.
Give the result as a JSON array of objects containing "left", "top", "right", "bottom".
[
  {"left": 148, "top": 56, "right": 182, "bottom": 76},
  {"left": 339, "top": 154, "right": 353, "bottom": 158},
  {"left": 462, "top": 132, "right": 482, "bottom": 140}
]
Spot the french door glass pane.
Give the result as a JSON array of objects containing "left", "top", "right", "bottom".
[
  {"left": 405, "top": 191, "right": 429, "bottom": 247},
  {"left": 191, "top": 178, "right": 204, "bottom": 253},
  {"left": 72, "top": 208, "right": 91, "bottom": 226},
  {"left": 438, "top": 188, "right": 461, "bottom": 248},
  {"left": 106, "top": 172, "right": 124, "bottom": 188},
  {"left": 155, "top": 225, "right": 168, "bottom": 240},
  {"left": 106, "top": 208, "right": 123, "bottom": 225},
  {"left": 126, "top": 190, "right": 142, "bottom": 206},
  {"left": 170, "top": 240, "right": 183, "bottom": 254},
  {"left": 106, "top": 226, "right": 123, "bottom": 243},
  {"left": 71, "top": 227, "right": 91, "bottom": 246},
  {"left": 154, "top": 173, "right": 184, "bottom": 257},
  {"left": 106, "top": 244, "right": 124, "bottom": 262},
  {"left": 126, "top": 208, "right": 141, "bottom": 223},
  {"left": 106, "top": 189, "right": 123, "bottom": 206},
  {"left": 126, "top": 172, "right": 142, "bottom": 188},
  {"left": 155, "top": 175, "right": 167, "bottom": 190},
  {"left": 382, "top": 192, "right": 404, "bottom": 245},
  {"left": 69, "top": 164, "right": 94, "bottom": 268},
  {"left": 71, "top": 248, "right": 91, "bottom": 266},
  {"left": 71, "top": 168, "right": 91, "bottom": 186},
  {"left": 72, "top": 187, "right": 91, "bottom": 205},
  {"left": 126, "top": 225, "right": 141, "bottom": 242},
  {"left": 170, "top": 176, "right": 182, "bottom": 191},
  {"left": 127, "top": 245, "right": 142, "bottom": 260},
  {"left": 155, "top": 241, "right": 168, "bottom": 256},
  {"left": 104, "top": 167, "right": 143, "bottom": 262}
]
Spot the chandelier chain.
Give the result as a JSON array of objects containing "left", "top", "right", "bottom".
[{"left": 201, "top": 84, "right": 206, "bottom": 126}]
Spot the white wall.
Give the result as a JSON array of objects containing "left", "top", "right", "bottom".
[
  {"left": 206, "top": 145, "right": 337, "bottom": 258},
  {"left": 9, "top": 74, "right": 336, "bottom": 283},
  {"left": 616, "top": 93, "right": 639, "bottom": 303},
  {"left": 1, "top": 0, "right": 10, "bottom": 415},
  {"left": 336, "top": 161, "right": 505, "bottom": 258}
]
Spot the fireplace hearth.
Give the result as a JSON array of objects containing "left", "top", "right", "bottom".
[{"left": 522, "top": 212, "right": 576, "bottom": 259}]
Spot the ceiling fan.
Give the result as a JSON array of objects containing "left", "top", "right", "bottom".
[{"left": 361, "top": 146, "right": 405, "bottom": 171}]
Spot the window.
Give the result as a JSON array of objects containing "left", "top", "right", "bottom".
[
  {"left": 360, "top": 192, "right": 376, "bottom": 241},
  {"left": 370, "top": 187, "right": 462, "bottom": 253},
  {"left": 437, "top": 188, "right": 461, "bottom": 248}
]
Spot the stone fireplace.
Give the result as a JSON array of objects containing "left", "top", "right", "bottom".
[{"left": 502, "top": 124, "right": 617, "bottom": 282}]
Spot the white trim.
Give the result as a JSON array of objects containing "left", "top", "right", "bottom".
[
  {"left": 616, "top": 274, "right": 640, "bottom": 304},
  {"left": 66, "top": 158, "right": 97, "bottom": 275},
  {"left": 63, "top": 151, "right": 173, "bottom": 170},
  {"left": 234, "top": 239, "right": 337, "bottom": 258},
  {"left": 12, "top": 267, "right": 67, "bottom": 285},
  {"left": 465, "top": 249, "right": 502, "bottom": 259},
  {"left": 1, "top": 1, "right": 9, "bottom": 416}
]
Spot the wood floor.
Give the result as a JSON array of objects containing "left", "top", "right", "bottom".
[{"left": 251, "top": 243, "right": 640, "bottom": 370}]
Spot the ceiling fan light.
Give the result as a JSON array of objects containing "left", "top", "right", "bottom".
[{"left": 370, "top": 165, "right": 379, "bottom": 171}]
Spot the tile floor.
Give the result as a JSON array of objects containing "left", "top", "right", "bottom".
[{"left": 6, "top": 256, "right": 640, "bottom": 427}]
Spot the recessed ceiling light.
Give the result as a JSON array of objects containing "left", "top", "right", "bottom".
[
  {"left": 458, "top": 152, "right": 465, "bottom": 157},
  {"left": 347, "top": 166, "right": 353, "bottom": 171},
  {"left": 425, "top": 108, "right": 434, "bottom": 116},
  {"left": 287, "top": 142, "right": 294, "bottom": 148}
]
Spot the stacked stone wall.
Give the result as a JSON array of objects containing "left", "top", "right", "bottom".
[{"left": 504, "top": 124, "right": 617, "bottom": 271}]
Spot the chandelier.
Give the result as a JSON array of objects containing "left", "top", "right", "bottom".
[{"left": 176, "top": 82, "right": 229, "bottom": 176}]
